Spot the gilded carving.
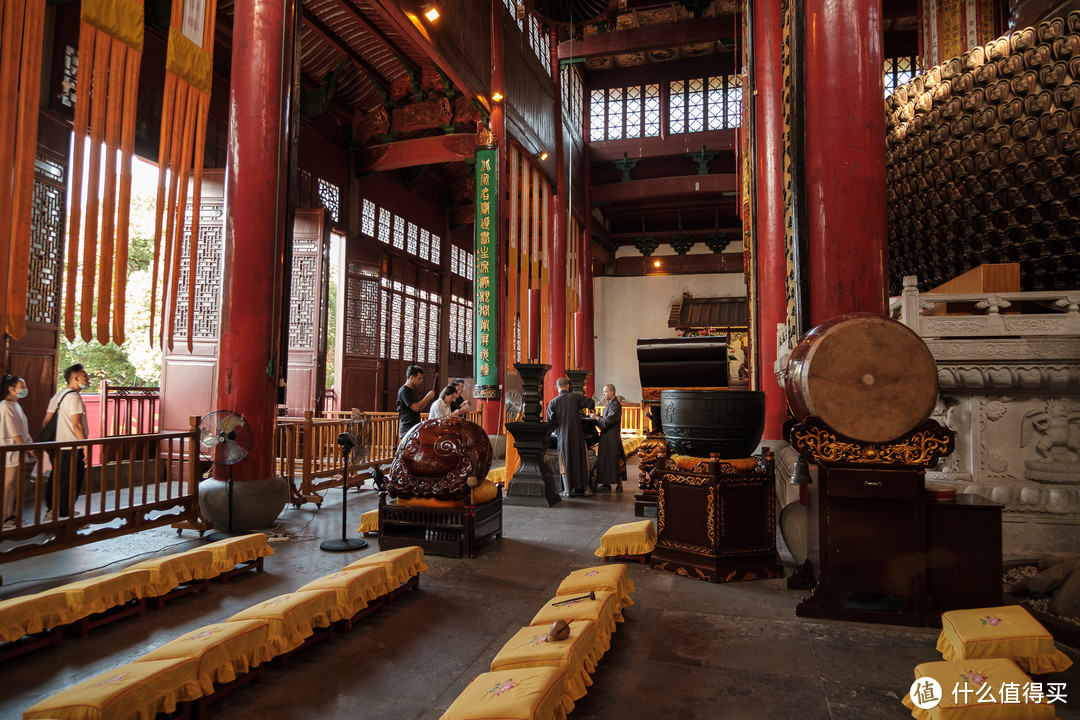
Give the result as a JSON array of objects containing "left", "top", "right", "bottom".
[{"left": 789, "top": 417, "right": 955, "bottom": 468}]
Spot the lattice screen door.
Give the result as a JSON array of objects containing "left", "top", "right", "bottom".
[{"left": 284, "top": 208, "right": 331, "bottom": 416}]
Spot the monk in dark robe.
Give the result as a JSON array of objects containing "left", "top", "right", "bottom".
[
  {"left": 546, "top": 376, "right": 595, "bottom": 497},
  {"left": 594, "top": 383, "right": 626, "bottom": 492}
]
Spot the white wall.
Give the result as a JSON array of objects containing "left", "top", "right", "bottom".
[{"left": 592, "top": 272, "right": 747, "bottom": 402}]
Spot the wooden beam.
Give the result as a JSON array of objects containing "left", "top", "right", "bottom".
[
  {"left": 605, "top": 227, "right": 742, "bottom": 242},
  {"left": 358, "top": 133, "right": 477, "bottom": 173},
  {"left": 302, "top": 11, "right": 391, "bottom": 93},
  {"left": 591, "top": 174, "right": 737, "bottom": 206},
  {"left": 558, "top": 15, "right": 737, "bottom": 61},
  {"left": 614, "top": 253, "right": 743, "bottom": 276},
  {"left": 323, "top": 0, "right": 421, "bottom": 79},
  {"left": 588, "top": 130, "right": 737, "bottom": 162}
]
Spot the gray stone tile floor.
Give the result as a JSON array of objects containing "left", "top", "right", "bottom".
[{"left": 1, "top": 458, "right": 1078, "bottom": 719}]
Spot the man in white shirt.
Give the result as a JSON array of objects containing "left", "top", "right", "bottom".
[
  {"left": 429, "top": 384, "right": 470, "bottom": 420},
  {"left": 43, "top": 364, "right": 90, "bottom": 519}
]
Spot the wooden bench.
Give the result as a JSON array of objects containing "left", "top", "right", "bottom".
[{"left": 377, "top": 489, "right": 503, "bottom": 558}]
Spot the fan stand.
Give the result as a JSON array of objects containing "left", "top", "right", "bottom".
[
  {"left": 320, "top": 440, "right": 368, "bottom": 552},
  {"left": 206, "top": 464, "right": 249, "bottom": 543}
]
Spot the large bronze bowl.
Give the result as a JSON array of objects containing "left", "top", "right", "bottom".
[{"left": 660, "top": 389, "right": 766, "bottom": 459}]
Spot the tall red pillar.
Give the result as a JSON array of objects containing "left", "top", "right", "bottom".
[
  {"left": 216, "top": 0, "right": 294, "bottom": 481},
  {"left": 480, "top": 0, "right": 506, "bottom": 435},
  {"left": 753, "top": 0, "right": 787, "bottom": 442},
  {"left": 545, "top": 30, "right": 567, "bottom": 402},
  {"left": 803, "top": 0, "right": 888, "bottom": 322},
  {"left": 580, "top": 197, "right": 595, "bottom": 399}
]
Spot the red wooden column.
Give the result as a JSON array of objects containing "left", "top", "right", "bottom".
[
  {"left": 753, "top": 0, "right": 787, "bottom": 442},
  {"left": 216, "top": 0, "right": 293, "bottom": 480},
  {"left": 480, "top": 0, "right": 506, "bottom": 435},
  {"left": 580, "top": 201, "right": 595, "bottom": 399},
  {"left": 803, "top": 0, "right": 888, "bottom": 322},
  {"left": 545, "top": 30, "right": 567, "bottom": 402}
]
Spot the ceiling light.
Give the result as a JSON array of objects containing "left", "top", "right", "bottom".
[
  {"left": 653, "top": 260, "right": 661, "bottom": 267},
  {"left": 539, "top": 152, "right": 548, "bottom": 161},
  {"left": 423, "top": 5, "right": 440, "bottom": 21},
  {"left": 492, "top": 92, "right": 503, "bottom": 102}
]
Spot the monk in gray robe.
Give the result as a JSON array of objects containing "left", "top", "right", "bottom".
[
  {"left": 546, "top": 376, "right": 595, "bottom": 497},
  {"left": 594, "top": 383, "right": 626, "bottom": 492}
]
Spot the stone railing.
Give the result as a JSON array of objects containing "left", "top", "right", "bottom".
[{"left": 891, "top": 275, "right": 1080, "bottom": 557}]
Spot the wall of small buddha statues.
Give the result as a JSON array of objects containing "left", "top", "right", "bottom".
[{"left": 885, "top": 13, "right": 1080, "bottom": 294}]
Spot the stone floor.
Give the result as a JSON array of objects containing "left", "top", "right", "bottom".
[{"left": 1, "top": 460, "right": 1078, "bottom": 720}]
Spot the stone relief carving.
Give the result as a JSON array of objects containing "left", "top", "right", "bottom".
[
  {"left": 927, "top": 337, "right": 1080, "bottom": 360},
  {"left": 930, "top": 396, "right": 963, "bottom": 475},
  {"left": 1021, "top": 399, "right": 1080, "bottom": 484},
  {"left": 938, "top": 365, "right": 1080, "bottom": 390}
]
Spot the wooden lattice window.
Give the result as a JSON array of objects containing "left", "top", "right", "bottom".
[
  {"left": 380, "top": 277, "right": 441, "bottom": 364},
  {"left": 451, "top": 294, "right": 473, "bottom": 355},
  {"left": 590, "top": 83, "right": 662, "bottom": 141},
  {"left": 28, "top": 152, "right": 66, "bottom": 325},
  {"left": 885, "top": 56, "right": 918, "bottom": 97},
  {"left": 344, "top": 262, "right": 379, "bottom": 356},
  {"left": 669, "top": 75, "right": 741, "bottom": 134},
  {"left": 361, "top": 199, "right": 376, "bottom": 237},
  {"left": 378, "top": 207, "right": 392, "bottom": 244},
  {"left": 317, "top": 177, "right": 341, "bottom": 223}
]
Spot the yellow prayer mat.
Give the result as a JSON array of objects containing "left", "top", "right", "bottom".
[
  {"left": 128, "top": 549, "right": 215, "bottom": 597},
  {"left": 530, "top": 589, "right": 621, "bottom": 660},
  {"left": 595, "top": 520, "right": 657, "bottom": 559},
  {"left": 622, "top": 435, "right": 644, "bottom": 456},
  {"left": 344, "top": 546, "right": 428, "bottom": 587},
  {"left": 490, "top": 621, "right": 600, "bottom": 702},
  {"left": 0, "top": 591, "right": 73, "bottom": 642},
  {"left": 136, "top": 619, "right": 274, "bottom": 698},
  {"left": 23, "top": 657, "right": 201, "bottom": 720},
  {"left": 555, "top": 564, "right": 635, "bottom": 611},
  {"left": 226, "top": 589, "right": 338, "bottom": 656},
  {"left": 901, "top": 657, "right": 1056, "bottom": 720},
  {"left": 202, "top": 533, "right": 274, "bottom": 574},
  {"left": 35, "top": 568, "right": 151, "bottom": 625},
  {"left": 357, "top": 509, "right": 379, "bottom": 535},
  {"left": 488, "top": 466, "right": 506, "bottom": 485},
  {"left": 296, "top": 567, "right": 391, "bottom": 621},
  {"left": 440, "top": 667, "right": 571, "bottom": 720},
  {"left": 939, "top": 605, "right": 1073, "bottom": 675}
]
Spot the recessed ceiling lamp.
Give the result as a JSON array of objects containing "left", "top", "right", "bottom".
[
  {"left": 423, "top": 5, "right": 440, "bottom": 21},
  {"left": 492, "top": 91, "right": 504, "bottom": 102},
  {"left": 539, "top": 152, "right": 549, "bottom": 161}
]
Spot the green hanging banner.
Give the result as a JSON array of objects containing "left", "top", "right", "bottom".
[{"left": 473, "top": 143, "right": 500, "bottom": 400}]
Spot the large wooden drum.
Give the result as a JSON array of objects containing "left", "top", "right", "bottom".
[{"left": 785, "top": 313, "right": 938, "bottom": 443}]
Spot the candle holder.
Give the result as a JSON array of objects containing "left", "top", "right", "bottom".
[
  {"left": 504, "top": 362, "right": 561, "bottom": 507},
  {"left": 565, "top": 368, "right": 591, "bottom": 395}
]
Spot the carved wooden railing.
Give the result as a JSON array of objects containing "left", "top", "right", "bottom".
[
  {"left": 98, "top": 382, "right": 161, "bottom": 464},
  {"left": 0, "top": 420, "right": 201, "bottom": 564},
  {"left": 891, "top": 275, "right": 1080, "bottom": 337},
  {"left": 596, "top": 402, "right": 649, "bottom": 435},
  {"left": 277, "top": 409, "right": 485, "bottom": 507}
]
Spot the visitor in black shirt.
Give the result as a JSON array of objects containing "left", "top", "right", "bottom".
[
  {"left": 449, "top": 378, "right": 466, "bottom": 413},
  {"left": 397, "top": 364, "right": 435, "bottom": 440}
]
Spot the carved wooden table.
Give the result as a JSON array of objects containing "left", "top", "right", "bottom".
[{"left": 651, "top": 453, "right": 782, "bottom": 583}]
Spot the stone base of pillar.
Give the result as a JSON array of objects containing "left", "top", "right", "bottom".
[{"left": 199, "top": 476, "right": 290, "bottom": 532}]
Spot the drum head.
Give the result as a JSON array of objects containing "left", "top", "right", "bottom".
[{"left": 786, "top": 314, "right": 938, "bottom": 443}]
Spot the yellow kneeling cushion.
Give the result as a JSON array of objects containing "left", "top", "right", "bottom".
[
  {"left": 23, "top": 657, "right": 201, "bottom": 720},
  {"left": 37, "top": 568, "right": 151, "bottom": 624},
  {"left": 137, "top": 619, "right": 274, "bottom": 698},
  {"left": 297, "top": 567, "right": 390, "bottom": 620},
  {"left": 344, "top": 546, "right": 428, "bottom": 586},
  {"left": 440, "top": 666, "right": 571, "bottom": 720},
  {"left": 939, "top": 605, "right": 1073, "bottom": 675},
  {"left": 0, "top": 592, "right": 73, "bottom": 642},
  {"left": 226, "top": 589, "right": 338, "bottom": 656},
  {"left": 490, "top": 621, "right": 600, "bottom": 702},
  {"left": 357, "top": 509, "right": 379, "bottom": 534},
  {"left": 901, "top": 657, "right": 1055, "bottom": 720},
  {"left": 395, "top": 480, "right": 499, "bottom": 508},
  {"left": 595, "top": 520, "right": 657, "bottom": 559},
  {"left": 556, "top": 564, "right": 635, "bottom": 611},
  {"left": 203, "top": 533, "right": 274, "bottom": 574},
  {"left": 128, "top": 549, "right": 216, "bottom": 596}
]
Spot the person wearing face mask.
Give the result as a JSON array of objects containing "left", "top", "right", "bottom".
[
  {"left": 1, "top": 374, "right": 31, "bottom": 529},
  {"left": 42, "top": 364, "right": 90, "bottom": 520}
]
